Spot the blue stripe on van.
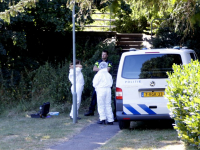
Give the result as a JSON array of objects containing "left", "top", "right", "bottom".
[
  {"left": 138, "top": 104, "right": 156, "bottom": 115},
  {"left": 122, "top": 111, "right": 127, "bottom": 115},
  {"left": 124, "top": 104, "right": 140, "bottom": 115}
]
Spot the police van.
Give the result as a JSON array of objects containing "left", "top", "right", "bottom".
[{"left": 115, "top": 48, "right": 198, "bottom": 129}]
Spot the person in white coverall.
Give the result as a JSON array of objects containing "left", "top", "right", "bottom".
[
  {"left": 69, "top": 60, "right": 84, "bottom": 119},
  {"left": 93, "top": 62, "right": 114, "bottom": 125}
]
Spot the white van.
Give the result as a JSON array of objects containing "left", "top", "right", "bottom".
[{"left": 115, "top": 48, "right": 198, "bottom": 129}]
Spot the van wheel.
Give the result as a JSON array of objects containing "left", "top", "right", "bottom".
[{"left": 119, "top": 120, "right": 130, "bottom": 130}]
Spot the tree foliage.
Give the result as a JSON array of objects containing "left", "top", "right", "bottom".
[
  {"left": 1, "top": 0, "right": 199, "bottom": 32},
  {"left": 110, "top": 0, "right": 200, "bottom": 35},
  {"left": 109, "top": 0, "right": 147, "bottom": 33},
  {"left": 0, "top": 0, "right": 96, "bottom": 68}
]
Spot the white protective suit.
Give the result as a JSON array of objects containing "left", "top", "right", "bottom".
[
  {"left": 69, "top": 67, "right": 84, "bottom": 118},
  {"left": 92, "top": 62, "right": 114, "bottom": 122}
]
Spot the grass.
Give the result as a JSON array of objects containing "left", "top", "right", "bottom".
[
  {"left": 0, "top": 109, "right": 199, "bottom": 150},
  {"left": 0, "top": 108, "right": 99, "bottom": 150},
  {"left": 97, "top": 120, "right": 199, "bottom": 150}
]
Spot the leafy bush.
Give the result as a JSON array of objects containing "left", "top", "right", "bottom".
[
  {"left": 111, "top": 0, "right": 147, "bottom": 33},
  {"left": 165, "top": 60, "right": 200, "bottom": 148},
  {"left": 184, "top": 25, "right": 200, "bottom": 57},
  {"left": 112, "top": 15, "right": 147, "bottom": 33},
  {"left": 0, "top": 41, "right": 120, "bottom": 114},
  {"left": 152, "top": 23, "right": 200, "bottom": 58},
  {"left": 0, "top": 61, "right": 71, "bottom": 113},
  {"left": 152, "top": 27, "right": 182, "bottom": 48}
]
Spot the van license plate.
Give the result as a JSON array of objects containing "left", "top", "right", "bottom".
[{"left": 141, "top": 92, "right": 164, "bottom": 97}]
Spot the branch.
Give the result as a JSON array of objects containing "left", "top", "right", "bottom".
[{"left": 0, "top": 0, "right": 39, "bottom": 23}]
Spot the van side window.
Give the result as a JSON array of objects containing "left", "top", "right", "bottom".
[
  {"left": 122, "top": 54, "right": 182, "bottom": 79},
  {"left": 190, "top": 53, "right": 196, "bottom": 60}
]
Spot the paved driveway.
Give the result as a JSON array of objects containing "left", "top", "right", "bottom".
[{"left": 50, "top": 122, "right": 120, "bottom": 150}]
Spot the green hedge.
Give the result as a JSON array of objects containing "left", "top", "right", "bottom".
[
  {"left": 165, "top": 60, "right": 200, "bottom": 148},
  {"left": 0, "top": 41, "right": 120, "bottom": 114}
]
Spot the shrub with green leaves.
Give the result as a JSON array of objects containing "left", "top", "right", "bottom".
[
  {"left": 0, "top": 61, "right": 71, "bottom": 113},
  {"left": 165, "top": 60, "right": 200, "bottom": 148},
  {"left": 0, "top": 41, "right": 120, "bottom": 115}
]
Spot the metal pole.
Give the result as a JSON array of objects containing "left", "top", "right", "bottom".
[{"left": 72, "top": 3, "right": 77, "bottom": 124}]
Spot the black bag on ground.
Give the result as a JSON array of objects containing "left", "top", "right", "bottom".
[{"left": 31, "top": 102, "right": 50, "bottom": 118}]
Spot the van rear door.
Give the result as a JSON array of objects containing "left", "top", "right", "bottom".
[{"left": 120, "top": 53, "right": 183, "bottom": 116}]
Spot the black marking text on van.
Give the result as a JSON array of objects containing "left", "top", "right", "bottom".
[{"left": 125, "top": 80, "right": 141, "bottom": 83}]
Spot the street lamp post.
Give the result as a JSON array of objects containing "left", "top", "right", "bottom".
[{"left": 72, "top": 3, "right": 77, "bottom": 124}]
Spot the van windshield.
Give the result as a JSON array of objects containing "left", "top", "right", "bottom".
[{"left": 122, "top": 54, "right": 182, "bottom": 79}]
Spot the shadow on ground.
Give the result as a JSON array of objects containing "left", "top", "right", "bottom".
[{"left": 130, "top": 120, "right": 174, "bottom": 130}]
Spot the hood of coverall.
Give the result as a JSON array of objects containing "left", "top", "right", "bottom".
[{"left": 99, "top": 62, "right": 108, "bottom": 70}]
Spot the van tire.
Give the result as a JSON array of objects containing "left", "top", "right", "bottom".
[{"left": 119, "top": 120, "right": 130, "bottom": 130}]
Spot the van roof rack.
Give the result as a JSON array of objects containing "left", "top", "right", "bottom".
[
  {"left": 129, "top": 48, "right": 141, "bottom": 51},
  {"left": 129, "top": 48, "right": 137, "bottom": 51},
  {"left": 173, "top": 46, "right": 188, "bottom": 50},
  {"left": 173, "top": 46, "right": 180, "bottom": 49}
]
